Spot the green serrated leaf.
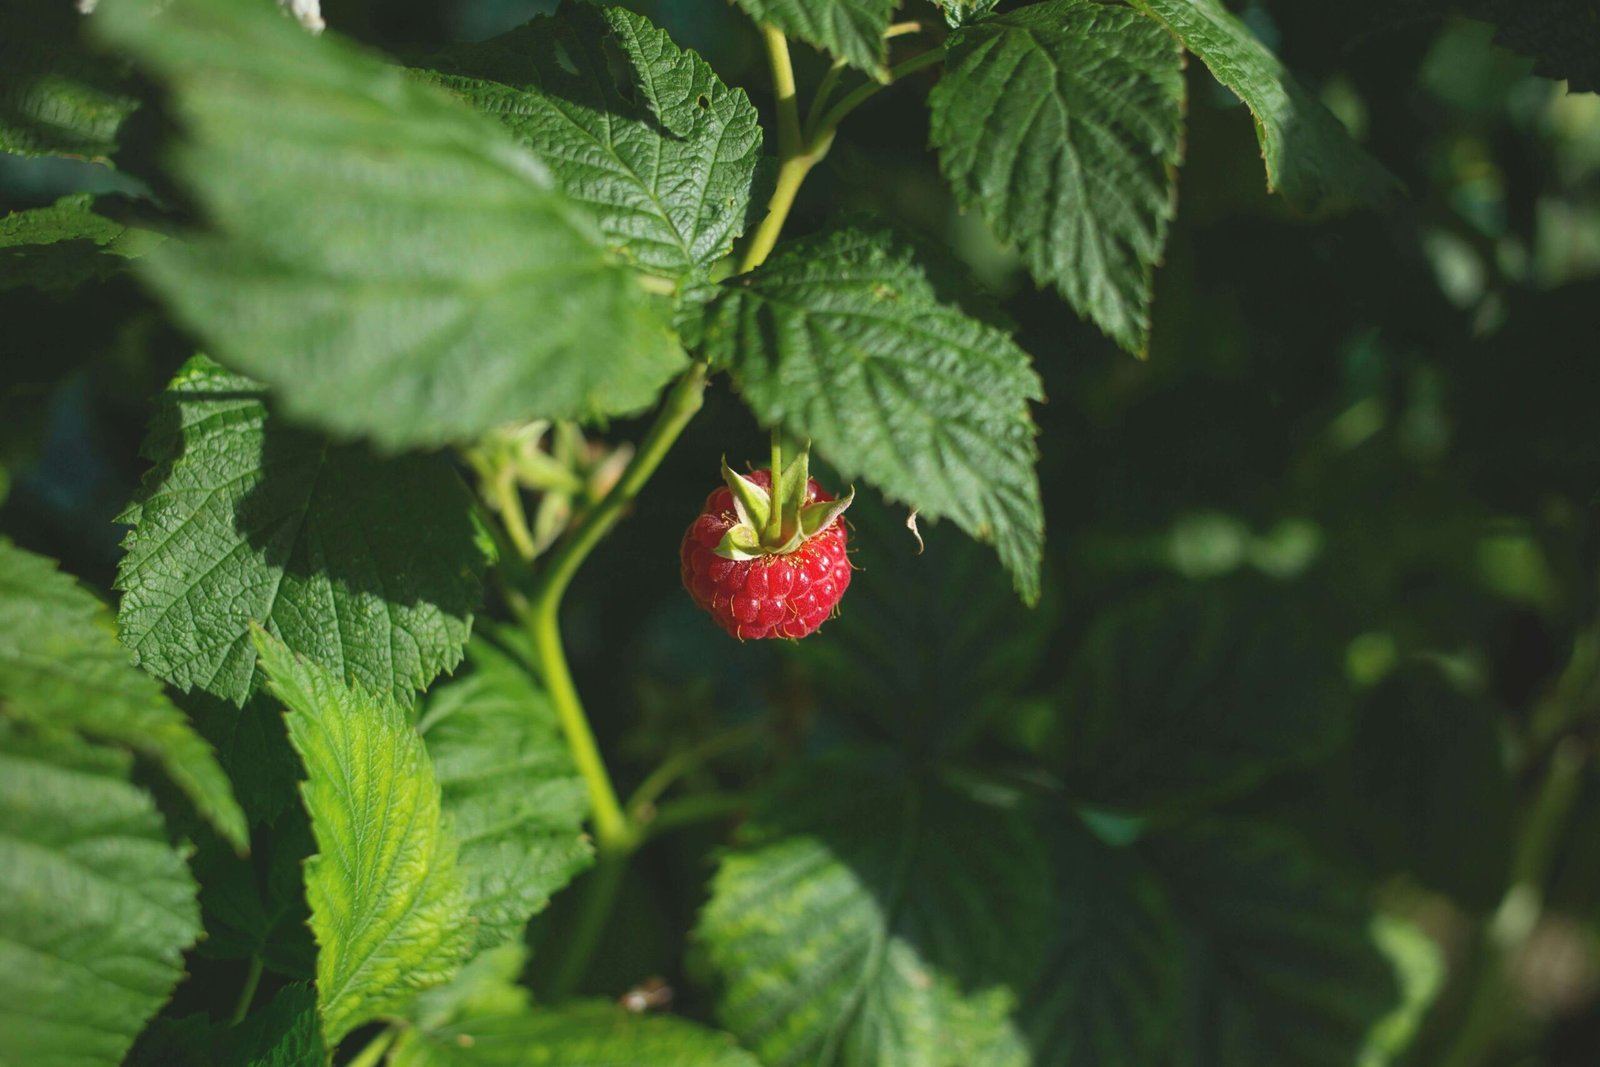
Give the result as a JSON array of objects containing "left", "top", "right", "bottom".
[
  {"left": 392, "top": 1000, "right": 763, "bottom": 1067},
  {"left": 0, "top": 0, "right": 137, "bottom": 161},
  {"left": 91, "top": 0, "right": 685, "bottom": 449},
  {"left": 115, "top": 355, "right": 487, "bottom": 708},
  {"left": 1047, "top": 580, "right": 1349, "bottom": 812},
  {"left": 696, "top": 750, "right": 1052, "bottom": 1067},
  {"left": 792, "top": 494, "right": 1049, "bottom": 753},
  {"left": 124, "top": 1015, "right": 217, "bottom": 1067},
  {"left": 0, "top": 721, "right": 201, "bottom": 1067},
  {"left": 929, "top": 0, "right": 1186, "bottom": 355},
  {"left": 1020, "top": 820, "right": 1179, "bottom": 1067},
  {"left": 417, "top": 634, "right": 593, "bottom": 953},
  {"left": 1145, "top": 822, "right": 1441, "bottom": 1067},
  {"left": 730, "top": 0, "right": 895, "bottom": 75},
  {"left": 703, "top": 227, "right": 1044, "bottom": 603},
  {"left": 0, "top": 538, "right": 246, "bottom": 849},
  {"left": 226, "top": 982, "right": 327, "bottom": 1067},
  {"left": 409, "top": 943, "right": 531, "bottom": 1032},
  {"left": 425, "top": 3, "right": 763, "bottom": 280},
  {"left": 0, "top": 193, "right": 162, "bottom": 293},
  {"left": 183, "top": 689, "right": 304, "bottom": 828},
  {"left": 1129, "top": 0, "right": 1397, "bottom": 211},
  {"left": 125, "top": 982, "right": 327, "bottom": 1067},
  {"left": 932, "top": 0, "right": 1000, "bottom": 28},
  {"left": 255, "top": 630, "right": 475, "bottom": 1046}
]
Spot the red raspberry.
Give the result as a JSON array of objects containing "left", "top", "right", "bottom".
[{"left": 680, "top": 469, "right": 852, "bottom": 640}]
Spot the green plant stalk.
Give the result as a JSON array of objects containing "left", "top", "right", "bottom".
[
  {"left": 764, "top": 429, "right": 785, "bottom": 542},
  {"left": 803, "top": 23, "right": 930, "bottom": 143},
  {"left": 523, "top": 362, "right": 709, "bottom": 855},
  {"left": 811, "top": 46, "right": 946, "bottom": 140},
  {"left": 627, "top": 719, "right": 767, "bottom": 820},
  {"left": 529, "top": 605, "right": 631, "bottom": 851},
  {"left": 738, "top": 144, "right": 829, "bottom": 274},
  {"left": 803, "top": 58, "right": 848, "bottom": 137},
  {"left": 1440, "top": 614, "right": 1600, "bottom": 1066},
  {"left": 549, "top": 852, "right": 628, "bottom": 998},
  {"left": 764, "top": 23, "right": 803, "bottom": 161},
  {"left": 1439, "top": 738, "right": 1588, "bottom": 1067},
  {"left": 743, "top": 39, "right": 947, "bottom": 275},
  {"left": 1527, "top": 622, "right": 1600, "bottom": 760},
  {"left": 531, "top": 15, "right": 904, "bottom": 994},
  {"left": 230, "top": 955, "right": 263, "bottom": 1025},
  {"left": 535, "top": 30, "right": 815, "bottom": 991},
  {"left": 344, "top": 1026, "right": 398, "bottom": 1067},
  {"left": 739, "top": 26, "right": 816, "bottom": 274},
  {"left": 647, "top": 789, "right": 758, "bottom": 838}
]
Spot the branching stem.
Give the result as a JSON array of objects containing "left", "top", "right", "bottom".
[
  {"left": 763, "top": 23, "right": 803, "bottom": 160},
  {"left": 523, "top": 363, "right": 709, "bottom": 855},
  {"left": 627, "top": 720, "right": 767, "bottom": 821},
  {"left": 804, "top": 58, "right": 849, "bottom": 139},
  {"left": 742, "top": 35, "right": 945, "bottom": 274},
  {"left": 512, "top": 17, "right": 928, "bottom": 1003},
  {"left": 647, "top": 790, "right": 758, "bottom": 838},
  {"left": 738, "top": 142, "right": 830, "bottom": 274},
  {"left": 810, "top": 47, "right": 946, "bottom": 143},
  {"left": 739, "top": 27, "right": 815, "bottom": 274}
]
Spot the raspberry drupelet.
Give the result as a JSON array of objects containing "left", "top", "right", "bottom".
[{"left": 680, "top": 467, "right": 853, "bottom": 640}]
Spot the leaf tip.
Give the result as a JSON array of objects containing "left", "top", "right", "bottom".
[{"left": 247, "top": 622, "right": 294, "bottom": 684}]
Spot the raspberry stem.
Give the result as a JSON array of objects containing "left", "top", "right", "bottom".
[
  {"left": 229, "top": 955, "right": 262, "bottom": 1025},
  {"left": 808, "top": 46, "right": 946, "bottom": 144},
  {"left": 521, "top": 362, "right": 709, "bottom": 858},
  {"left": 738, "top": 28, "right": 946, "bottom": 276},
  {"left": 528, "top": 600, "right": 630, "bottom": 847},
  {"left": 491, "top": 466, "right": 539, "bottom": 561},
  {"left": 548, "top": 852, "right": 627, "bottom": 998},
  {"left": 626, "top": 719, "right": 766, "bottom": 823},
  {"left": 738, "top": 26, "right": 816, "bottom": 274},
  {"left": 765, "top": 428, "right": 785, "bottom": 544},
  {"left": 802, "top": 57, "right": 848, "bottom": 139},
  {"left": 647, "top": 789, "right": 757, "bottom": 838}
]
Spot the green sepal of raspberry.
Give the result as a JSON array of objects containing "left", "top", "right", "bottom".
[{"left": 715, "top": 449, "right": 854, "bottom": 561}]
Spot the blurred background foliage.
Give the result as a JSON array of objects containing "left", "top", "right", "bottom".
[{"left": 4, "top": 1, "right": 1600, "bottom": 1064}]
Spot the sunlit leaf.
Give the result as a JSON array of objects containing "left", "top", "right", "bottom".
[{"left": 256, "top": 631, "right": 474, "bottom": 1046}]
